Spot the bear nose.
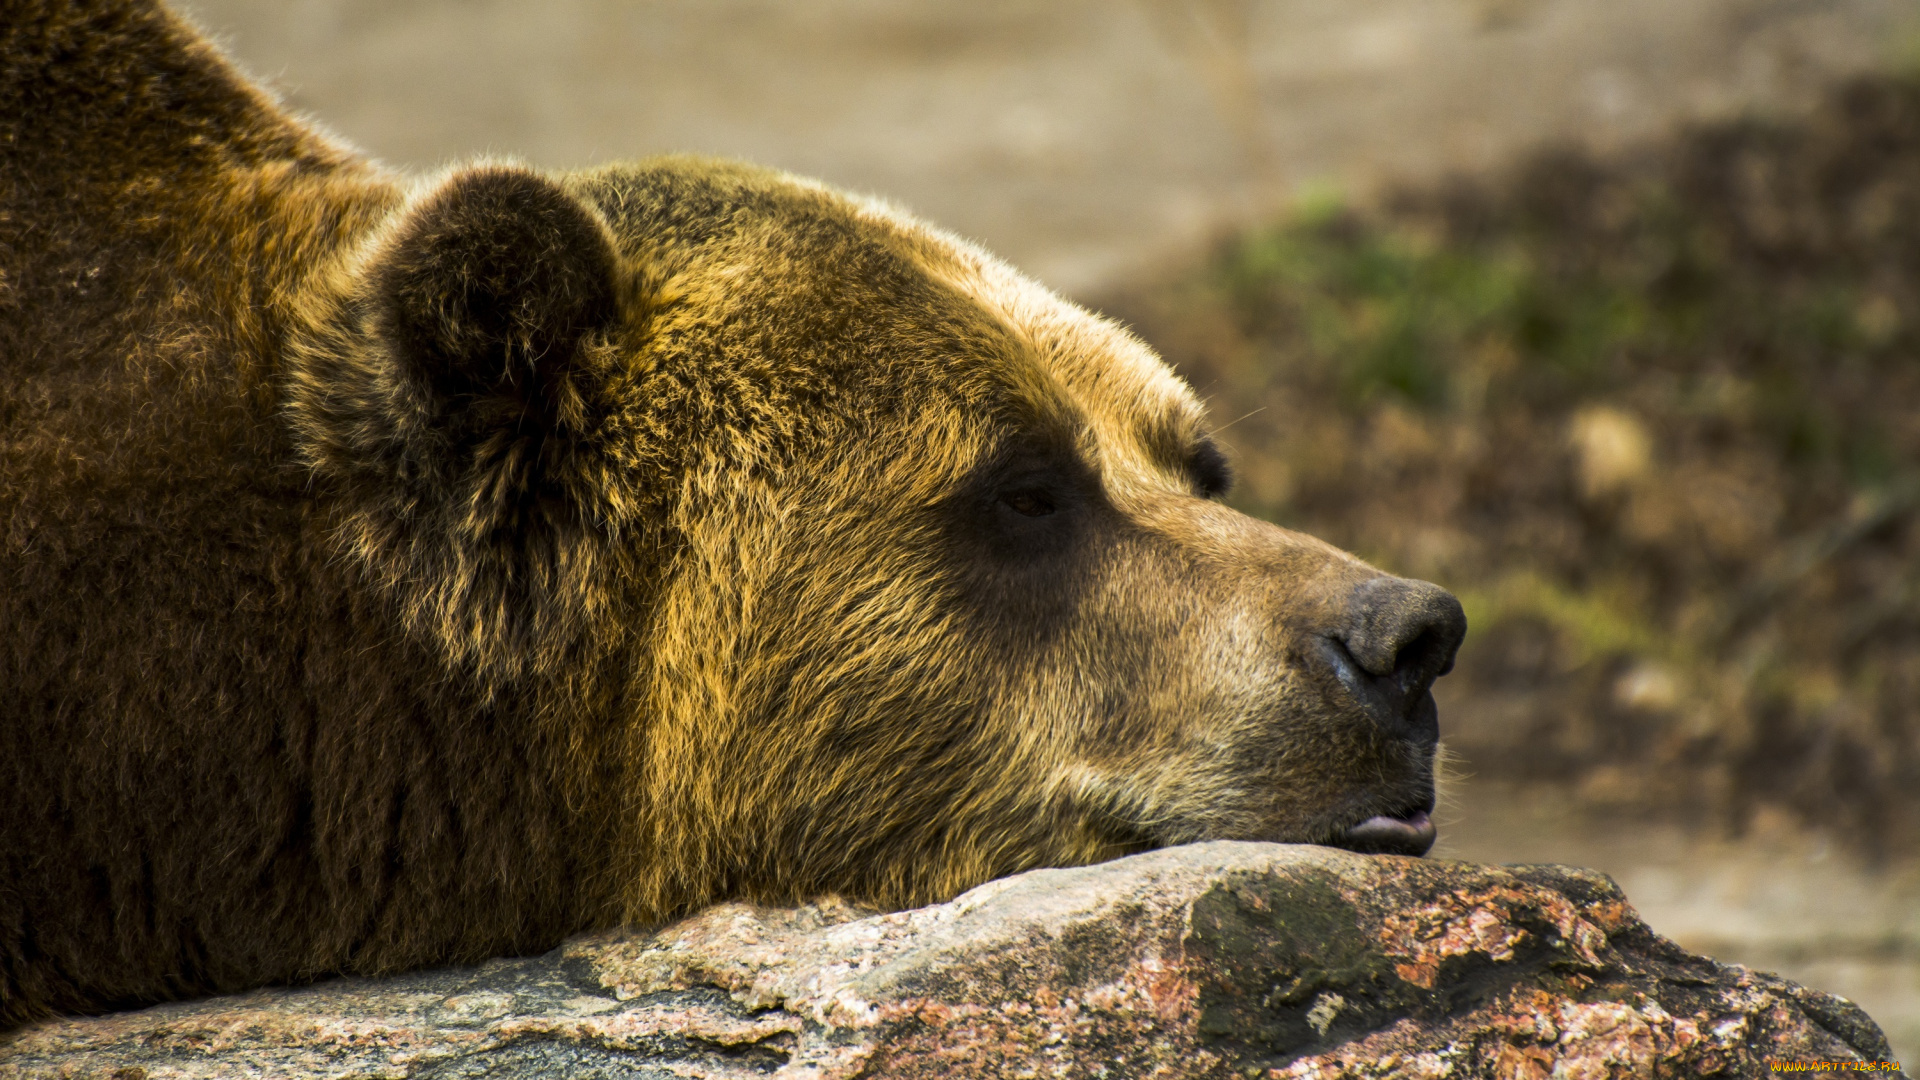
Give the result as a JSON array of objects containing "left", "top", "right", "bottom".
[{"left": 1316, "top": 576, "right": 1467, "bottom": 743}]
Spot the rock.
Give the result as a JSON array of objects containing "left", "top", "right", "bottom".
[{"left": 0, "top": 842, "right": 1903, "bottom": 1078}]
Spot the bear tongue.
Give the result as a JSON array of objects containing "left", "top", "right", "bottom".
[{"left": 1342, "top": 810, "right": 1436, "bottom": 857}]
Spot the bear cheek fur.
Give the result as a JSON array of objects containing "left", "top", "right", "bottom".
[{"left": 613, "top": 407, "right": 1027, "bottom": 917}]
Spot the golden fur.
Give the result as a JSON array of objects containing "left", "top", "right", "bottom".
[{"left": 0, "top": 0, "right": 1462, "bottom": 1026}]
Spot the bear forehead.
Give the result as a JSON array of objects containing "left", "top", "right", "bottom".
[
  {"left": 893, "top": 207, "right": 1209, "bottom": 497},
  {"left": 579, "top": 157, "right": 1211, "bottom": 495}
]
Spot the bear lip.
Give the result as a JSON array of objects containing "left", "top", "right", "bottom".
[{"left": 1336, "top": 809, "right": 1436, "bottom": 857}]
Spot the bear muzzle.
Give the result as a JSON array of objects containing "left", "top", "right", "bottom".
[{"left": 1305, "top": 575, "right": 1465, "bottom": 857}]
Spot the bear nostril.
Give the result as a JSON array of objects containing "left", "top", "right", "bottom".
[
  {"left": 1390, "top": 627, "right": 1447, "bottom": 693},
  {"left": 1343, "top": 576, "right": 1467, "bottom": 691},
  {"left": 1319, "top": 576, "right": 1468, "bottom": 740}
]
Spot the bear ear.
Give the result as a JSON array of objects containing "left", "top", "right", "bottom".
[{"left": 371, "top": 166, "right": 619, "bottom": 434}]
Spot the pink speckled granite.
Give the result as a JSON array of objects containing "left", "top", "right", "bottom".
[{"left": 0, "top": 842, "right": 1902, "bottom": 1079}]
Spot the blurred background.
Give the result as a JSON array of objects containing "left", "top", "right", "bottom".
[{"left": 175, "top": 0, "right": 1920, "bottom": 1063}]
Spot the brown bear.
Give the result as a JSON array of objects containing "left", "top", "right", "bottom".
[{"left": 0, "top": 0, "right": 1466, "bottom": 1028}]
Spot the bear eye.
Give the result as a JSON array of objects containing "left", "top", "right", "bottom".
[{"left": 1000, "top": 489, "right": 1056, "bottom": 517}]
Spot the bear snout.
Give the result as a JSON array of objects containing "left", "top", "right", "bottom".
[{"left": 1313, "top": 576, "right": 1467, "bottom": 745}]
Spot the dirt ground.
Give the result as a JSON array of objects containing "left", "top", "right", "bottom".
[{"left": 173, "top": 0, "right": 1920, "bottom": 1066}]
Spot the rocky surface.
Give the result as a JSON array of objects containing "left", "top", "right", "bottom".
[{"left": 0, "top": 842, "right": 1903, "bottom": 1079}]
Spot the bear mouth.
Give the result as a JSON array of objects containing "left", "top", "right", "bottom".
[{"left": 1330, "top": 807, "right": 1436, "bottom": 857}]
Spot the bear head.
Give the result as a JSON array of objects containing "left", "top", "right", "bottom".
[{"left": 287, "top": 160, "right": 1466, "bottom": 918}]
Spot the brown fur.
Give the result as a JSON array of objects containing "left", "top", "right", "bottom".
[{"left": 0, "top": 0, "right": 1463, "bottom": 1027}]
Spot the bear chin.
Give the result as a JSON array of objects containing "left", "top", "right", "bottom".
[{"left": 1338, "top": 811, "right": 1440, "bottom": 857}]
